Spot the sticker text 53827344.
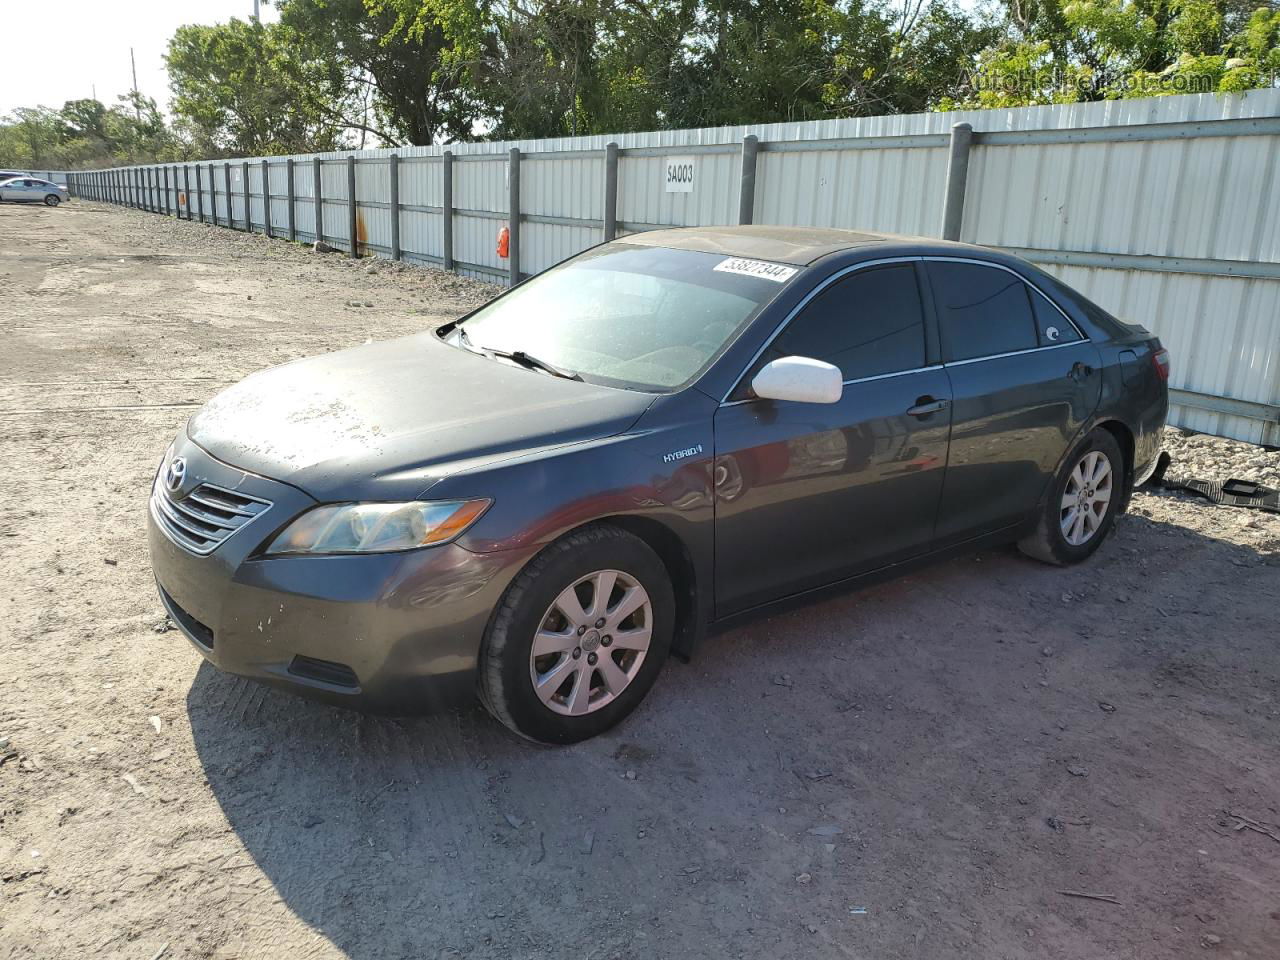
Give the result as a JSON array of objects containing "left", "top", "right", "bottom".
[{"left": 713, "top": 257, "right": 798, "bottom": 283}]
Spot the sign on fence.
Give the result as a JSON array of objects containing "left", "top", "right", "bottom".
[{"left": 664, "top": 156, "right": 695, "bottom": 193}]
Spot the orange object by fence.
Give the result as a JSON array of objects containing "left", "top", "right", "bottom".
[{"left": 497, "top": 225, "right": 510, "bottom": 259}]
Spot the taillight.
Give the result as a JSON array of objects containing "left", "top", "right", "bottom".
[{"left": 1151, "top": 348, "right": 1171, "bottom": 381}]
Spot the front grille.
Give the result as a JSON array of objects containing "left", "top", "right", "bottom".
[{"left": 152, "top": 480, "right": 272, "bottom": 555}]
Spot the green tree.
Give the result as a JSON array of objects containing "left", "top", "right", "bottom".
[
  {"left": 166, "top": 16, "right": 354, "bottom": 154},
  {"left": 372, "top": 0, "right": 996, "bottom": 139},
  {"left": 0, "top": 95, "right": 187, "bottom": 169},
  {"left": 277, "top": 0, "right": 478, "bottom": 145},
  {"left": 946, "top": 0, "right": 1280, "bottom": 106}
]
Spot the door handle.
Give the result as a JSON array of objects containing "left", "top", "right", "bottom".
[{"left": 906, "top": 397, "right": 949, "bottom": 417}]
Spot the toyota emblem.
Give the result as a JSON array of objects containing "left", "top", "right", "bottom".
[{"left": 164, "top": 456, "right": 187, "bottom": 493}]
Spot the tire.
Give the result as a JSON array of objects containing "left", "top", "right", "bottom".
[
  {"left": 1018, "top": 427, "right": 1124, "bottom": 566},
  {"left": 44, "top": 194, "right": 60, "bottom": 206},
  {"left": 478, "top": 524, "right": 674, "bottom": 744}
]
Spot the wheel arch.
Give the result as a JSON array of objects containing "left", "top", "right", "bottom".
[
  {"left": 1094, "top": 417, "right": 1136, "bottom": 513},
  {"left": 583, "top": 514, "right": 703, "bottom": 661}
]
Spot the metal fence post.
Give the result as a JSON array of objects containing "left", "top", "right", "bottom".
[
  {"left": 208, "top": 164, "right": 217, "bottom": 226},
  {"left": 603, "top": 142, "right": 619, "bottom": 241},
  {"left": 313, "top": 158, "right": 323, "bottom": 244},
  {"left": 347, "top": 156, "right": 358, "bottom": 258},
  {"left": 442, "top": 150, "right": 454, "bottom": 271},
  {"left": 738, "top": 135, "right": 759, "bottom": 225},
  {"left": 941, "top": 122, "right": 973, "bottom": 242},
  {"left": 241, "top": 161, "right": 250, "bottom": 232},
  {"left": 262, "top": 159, "right": 272, "bottom": 239},
  {"left": 152, "top": 167, "right": 159, "bottom": 211},
  {"left": 141, "top": 168, "right": 148, "bottom": 210},
  {"left": 508, "top": 147, "right": 520, "bottom": 287},
  {"left": 389, "top": 154, "right": 401, "bottom": 261},
  {"left": 162, "top": 167, "right": 170, "bottom": 216},
  {"left": 180, "top": 166, "right": 189, "bottom": 218},
  {"left": 286, "top": 158, "right": 296, "bottom": 241},
  {"left": 148, "top": 167, "right": 155, "bottom": 211},
  {"left": 195, "top": 164, "right": 205, "bottom": 223},
  {"left": 224, "top": 163, "right": 233, "bottom": 229}
]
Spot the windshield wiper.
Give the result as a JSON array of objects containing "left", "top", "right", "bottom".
[
  {"left": 455, "top": 325, "right": 482, "bottom": 353},
  {"left": 454, "top": 325, "right": 581, "bottom": 381},
  {"left": 486, "top": 348, "right": 583, "bottom": 381}
]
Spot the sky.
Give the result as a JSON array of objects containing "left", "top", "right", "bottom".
[{"left": 0, "top": 1, "right": 280, "bottom": 117}]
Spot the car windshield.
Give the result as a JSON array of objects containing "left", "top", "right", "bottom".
[{"left": 453, "top": 244, "right": 796, "bottom": 391}]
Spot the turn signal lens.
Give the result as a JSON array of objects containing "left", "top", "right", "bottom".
[{"left": 266, "top": 499, "right": 491, "bottom": 555}]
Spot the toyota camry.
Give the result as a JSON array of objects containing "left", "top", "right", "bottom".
[{"left": 148, "top": 226, "right": 1169, "bottom": 743}]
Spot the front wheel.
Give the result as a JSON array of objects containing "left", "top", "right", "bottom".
[
  {"left": 44, "top": 194, "right": 60, "bottom": 206},
  {"left": 1018, "top": 428, "right": 1124, "bottom": 565},
  {"left": 478, "top": 524, "right": 674, "bottom": 744}
]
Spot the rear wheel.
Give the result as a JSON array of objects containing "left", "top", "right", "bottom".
[
  {"left": 478, "top": 525, "right": 674, "bottom": 744},
  {"left": 1018, "top": 428, "right": 1123, "bottom": 565},
  {"left": 44, "top": 194, "right": 60, "bottom": 206}
]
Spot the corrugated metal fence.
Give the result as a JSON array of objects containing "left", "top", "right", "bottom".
[{"left": 52, "top": 89, "right": 1280, "bottom": 444}]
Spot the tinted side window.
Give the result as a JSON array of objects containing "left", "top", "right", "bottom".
[
  {"left": 929, "top": 262, "right": 1038, "bottom": 362},
  {"left": 768, "top": 264, "right": 926, "bottom": 382},
  {"left": 1029, "top": 287, "right": 1081, "bottom": 345}
]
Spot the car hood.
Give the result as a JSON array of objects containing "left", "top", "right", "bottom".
[{"left": 187, "top": 332, "right": 654, "bottom": 501}]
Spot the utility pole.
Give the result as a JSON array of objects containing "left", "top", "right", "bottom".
[
  {"left": 253, "top": 0, "right": 260, "bottom": 20},
  {"left": 130, "top": 47, "right": 140, "bottom": 120}
]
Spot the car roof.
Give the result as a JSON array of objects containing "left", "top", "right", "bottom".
[{"left": 621, "top": 224, "right": 999, "bottom": 266}]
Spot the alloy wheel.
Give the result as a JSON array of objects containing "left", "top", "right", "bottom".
[
  {"left": 1060, "top": 449, "right": 1113, "bottom": 546},
  {"left": 529, "top": 569, "right": 653, "bottom": 716}
]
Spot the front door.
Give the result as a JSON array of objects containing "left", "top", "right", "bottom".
[
  {"left": 924, "top": 259, "right": 1103, "bottom": 546},
  {"left": 713, "top": 261, "right": 951, "bottom": 616}
]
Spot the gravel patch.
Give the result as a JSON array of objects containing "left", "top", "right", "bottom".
[{"left": 1162, "top": 427, "right": 1280, "bottom": 488}]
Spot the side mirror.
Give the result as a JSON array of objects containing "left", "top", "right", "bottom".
[{"left": 751, "top": 356, "right": 843, "bottom": 405}]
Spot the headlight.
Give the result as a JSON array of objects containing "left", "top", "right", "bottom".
[{"left": 266, "top": 499, "right": 491, "bottom": 555}]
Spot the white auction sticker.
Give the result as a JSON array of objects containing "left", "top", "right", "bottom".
[{"left": 713, "top": 257, "right": 797, "bottom": 283}]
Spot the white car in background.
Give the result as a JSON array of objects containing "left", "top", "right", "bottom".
[{"left": 0, "top": 177, "right": 69, "bottom": 206}]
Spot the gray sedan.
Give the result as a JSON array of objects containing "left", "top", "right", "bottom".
[
  {"left": 0, "top": 177, "right": 69, "bottom": 205},
  {"left": 148, "top": 226, "right": 1169, "bottom": 743}
]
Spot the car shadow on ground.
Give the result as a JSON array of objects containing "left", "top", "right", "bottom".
[{"left": 186, "top": 512, "right": 1280, "bottom": 960}]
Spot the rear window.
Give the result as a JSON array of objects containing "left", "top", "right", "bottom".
[
  {"left": 454, "top": 244, "right": 794, "bottom": 391},
  {"left": 927, "top": 261, "right": 1038, "bottom": 362}
]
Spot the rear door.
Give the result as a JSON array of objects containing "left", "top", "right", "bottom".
[
  {"left": 925, "top": 259, "right": 1102, "bottom": 546},
  {"left": 712, "top": 261, "right": 952, "bottom": 615}
]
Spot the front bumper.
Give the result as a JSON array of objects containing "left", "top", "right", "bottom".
[{"left": 147, "top": 438, "right": 533, "bottom": 711}]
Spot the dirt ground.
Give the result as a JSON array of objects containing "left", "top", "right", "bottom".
[{"left": 2, "top": 201, "right": 1279, "bottom": 960}]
